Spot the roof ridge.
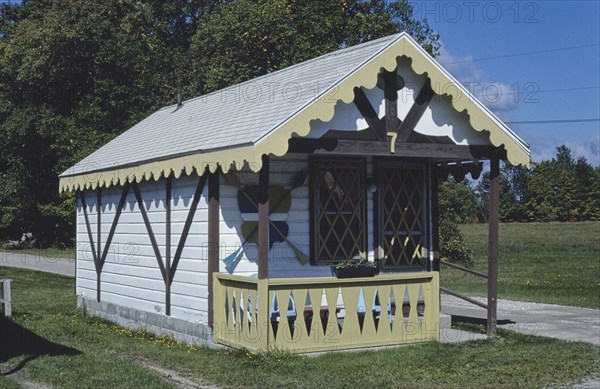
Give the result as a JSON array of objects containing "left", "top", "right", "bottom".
[{"left": 159, "top": 32, "right": 405, "bottom": 111}]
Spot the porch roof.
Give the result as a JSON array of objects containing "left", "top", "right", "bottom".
[{"left": 59, "top": 32, "right": 530, "bottom": 192}]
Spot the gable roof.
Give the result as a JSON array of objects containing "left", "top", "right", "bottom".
[{"left": 59, "top": 32, "right": 530, "bottom": 192}]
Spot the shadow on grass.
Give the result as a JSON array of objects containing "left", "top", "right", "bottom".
[{"left": 0, "top": 316, "right": 81, "bottom": 376}]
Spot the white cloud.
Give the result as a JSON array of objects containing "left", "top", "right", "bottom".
[
  {"left": 437, "top": 46, "right": 484, "bottom": 79},
  {"left": 520, "top": 128, "right": 600, "bottom": 166},
  {"left": 437, "top": 43, "right": 518, "bottom": 113},
  {"left": 520, "top": 130, "right": 558, "bottom": 162},
  {"left": 565, "top": 131, "right": 600, "bottom": 165}
]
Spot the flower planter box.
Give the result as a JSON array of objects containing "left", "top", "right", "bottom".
[{"left": 331, "top": 265, "right": 377, "bottom": 278}]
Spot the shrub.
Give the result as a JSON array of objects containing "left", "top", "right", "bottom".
[{"left": 439, "top": 217, "right": 473, "bottom": 266}]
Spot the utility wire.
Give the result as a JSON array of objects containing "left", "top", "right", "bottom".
[
  {"left": 534, "top": 86, "right": 600, "bottom": 94},
  {"left": 480, "top": 86, "right": 600, "bottom": 95},
  {"left": 440, "top": 43, "right": 600, "bottom": 65},
  {"left": 504, "top": 119, "right": 600, "bottom": 125}
]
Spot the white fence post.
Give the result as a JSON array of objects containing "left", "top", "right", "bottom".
[{"left": 1, "top": 279, "right": 11, "bottom": 317}]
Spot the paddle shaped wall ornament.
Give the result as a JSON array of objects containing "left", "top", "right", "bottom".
[
  {"left": 223, "top": 169, "right": 309, "bottom": 272},
  {"left": 239, "top": 185, "right": 290, "bottom": 248}
]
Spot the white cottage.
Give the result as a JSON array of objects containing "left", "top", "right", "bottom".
[{"left": 59, "top": 33, "right": 530, "bottom": 352}]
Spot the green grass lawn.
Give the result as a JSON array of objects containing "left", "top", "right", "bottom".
[
  {"left": 1, "top": 267, "right": 599, "bottom": 388},
  {"left": 442, "top": 222, "right": 600, "bottom": 309}
]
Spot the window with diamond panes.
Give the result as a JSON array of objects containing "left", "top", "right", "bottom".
[
  {"left": 377, "top": 162, "right": 425, "bottom": 269},
  {"left": 311, "top": 158, "right": 366, "bottom": 263}
]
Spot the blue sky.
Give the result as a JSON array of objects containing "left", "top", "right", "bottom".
[{"left": 414, "top": 0, "right": 600, "bottom": 164}]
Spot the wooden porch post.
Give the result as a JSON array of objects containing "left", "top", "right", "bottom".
[
  {"left": 208, "top": 170, "right": 220, "bottom": 327},
  {"left": 430, "top": 163, "right": 440, "bottom": 272},
  {"left": 257, "top": 156, "right": 269, "bottom": 279},
  {"left": 487, "top": 159, "right": 500, "bottom": 336}
]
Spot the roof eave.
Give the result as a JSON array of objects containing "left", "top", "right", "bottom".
[{"left": 59, "top": 32, "right": 531, "bottom": 193}]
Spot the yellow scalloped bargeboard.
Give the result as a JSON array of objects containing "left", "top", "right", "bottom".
[{"left": 59, "top": 34, "right": 529, "bottom": 193}]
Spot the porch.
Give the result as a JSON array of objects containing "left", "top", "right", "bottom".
[{"left": 212, "top": 272, "right": 439, "bottom": 353}]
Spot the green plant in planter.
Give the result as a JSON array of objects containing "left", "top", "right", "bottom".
[
  {"left": 332, "top": 259, "right": 378, "bottom": 278},
  {"left": 335, "top": 258, "right": 377, "bottom": 269}
]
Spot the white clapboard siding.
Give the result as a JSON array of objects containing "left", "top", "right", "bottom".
[
  {"left": 218, "top": 169, "right": 258, "bottom": 276},
  {"left": 76, "top": 174, "right": 210, "bottom": 323},
  {"left": 76, "top": 189, "right": 99, "bottom": 301},
  {"left": 268, "top": 156, "right": 312, "bottom": 277}
]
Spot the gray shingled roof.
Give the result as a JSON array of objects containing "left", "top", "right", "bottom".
[{"left": 61, "top": 33, "right": 403, "bottom": 176}]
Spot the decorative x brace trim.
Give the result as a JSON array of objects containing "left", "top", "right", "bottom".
[
  {"left": 79, "top": 182, "right": 130, "bottom": 302},
  {"left": 132, "top": 172, "right": 208, "bottom": 315}
]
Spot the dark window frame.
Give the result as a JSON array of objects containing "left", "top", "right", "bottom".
[
  {"left": 373, "top": 158, "right": 427, "bottom": 271},
  {"left": 309, "top": 156, "right": 367, "bottom": 265}
]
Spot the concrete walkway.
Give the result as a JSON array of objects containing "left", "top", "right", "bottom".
[
  {"left": 441, "top": 294, "right": 600, "bottom": 345},
  {"left": 0, "top": 250, "right": 75, "bottom": 277}
]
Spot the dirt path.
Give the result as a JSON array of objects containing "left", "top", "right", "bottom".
[
  {"left": 132, "top": 356, "right": 220, "bottom": 389},
  {"left": 0, "top": 361, "right": 50, "bottom": 389},
  {"left": 568, "top": 377, "right": 600, "bottom": 388}
]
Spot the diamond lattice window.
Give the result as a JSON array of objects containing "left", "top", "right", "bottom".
[
  {"left": 311, "top": 158, "right": 366, "bottom": 263},
  {"left": 378, "top": 162, "right": 425, "bottom": 269}
]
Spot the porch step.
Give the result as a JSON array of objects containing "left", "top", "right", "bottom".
[
  {"left": 440, "top": 313, "right": 451, "bottom": 330},
  {"left": 438, "top": 312, "right": 488, "bottom": 343}
]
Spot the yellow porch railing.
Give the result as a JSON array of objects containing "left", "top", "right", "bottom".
[{"left": 212, "top": 272, "right": 440, "bottom": 353}]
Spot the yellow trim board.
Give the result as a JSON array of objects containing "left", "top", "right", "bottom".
[{"left": 59, "top": 33, "right": 530, "bottom": 193}]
